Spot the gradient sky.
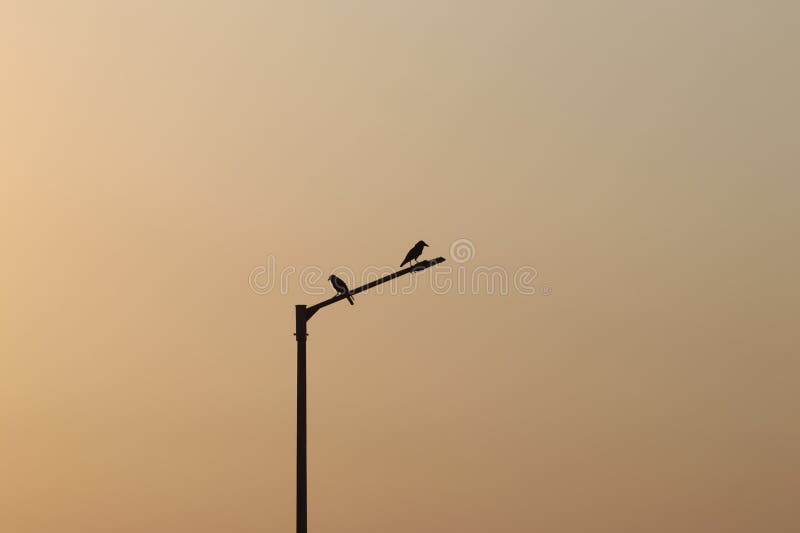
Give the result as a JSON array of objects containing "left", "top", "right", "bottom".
[{"left": 2, "top": 2, "right": 798, "bottom": 532}]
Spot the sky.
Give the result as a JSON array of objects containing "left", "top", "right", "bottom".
[{"left": 1, "top": 2, "right": 799, "bottom": 532}]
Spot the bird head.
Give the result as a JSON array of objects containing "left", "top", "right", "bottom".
[
  {"left": 328, "top": 275, "right": 334, "bottom": 281},
  {"left": 420, "top": 240, "right": 429, "bottom": 247}
]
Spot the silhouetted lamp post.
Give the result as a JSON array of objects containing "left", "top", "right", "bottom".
[{"left": 293, "top": 257, "right": 446, "bottom": 533}]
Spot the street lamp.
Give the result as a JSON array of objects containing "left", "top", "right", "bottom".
[{"left": 293, "top": 256, "right": 446, "bottom": 533}]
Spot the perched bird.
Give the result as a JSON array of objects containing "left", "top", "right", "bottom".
[
  {"left": 400, "top": 240, "right": 429, "bottom": 267},
  {"left": 328, "top": 274, "right": 354, "bottom": 305}
]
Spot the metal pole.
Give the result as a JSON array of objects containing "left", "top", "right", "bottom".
[
  {"left": 295, "top": 305, "right": 307, "bottom": 533},
  {"left": 291, "top": 256, "right": 445, "bottom": 532}
]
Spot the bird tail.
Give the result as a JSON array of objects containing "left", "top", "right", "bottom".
[{"left": 346, "top": 293, "right": 354, "bottom": 305}]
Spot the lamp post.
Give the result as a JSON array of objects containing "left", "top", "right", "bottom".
[{"left": 294, "top": 257, "right": 446, "bottom": 533}]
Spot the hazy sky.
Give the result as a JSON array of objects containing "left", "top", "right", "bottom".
[{"left": 2, "top": 2, "right": 798, "bottom": 532}]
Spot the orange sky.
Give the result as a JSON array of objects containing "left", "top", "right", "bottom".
[{"left": 2, "top": 2, "right": 798, "bottom": 532}]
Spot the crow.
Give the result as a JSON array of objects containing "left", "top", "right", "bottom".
[
  {"left": 400, "top": 240, "right": 429, "bottom": 267},
  {"left": 328, "top": 274, "right": 354, "bottom": 305}
]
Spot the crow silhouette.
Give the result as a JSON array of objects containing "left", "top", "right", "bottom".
[
  {"left": 328, "top": 274, "right": 354, "bottom": 305},
  {"left": 400, "top": 240, "right": 429, "bottom": 267}
]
